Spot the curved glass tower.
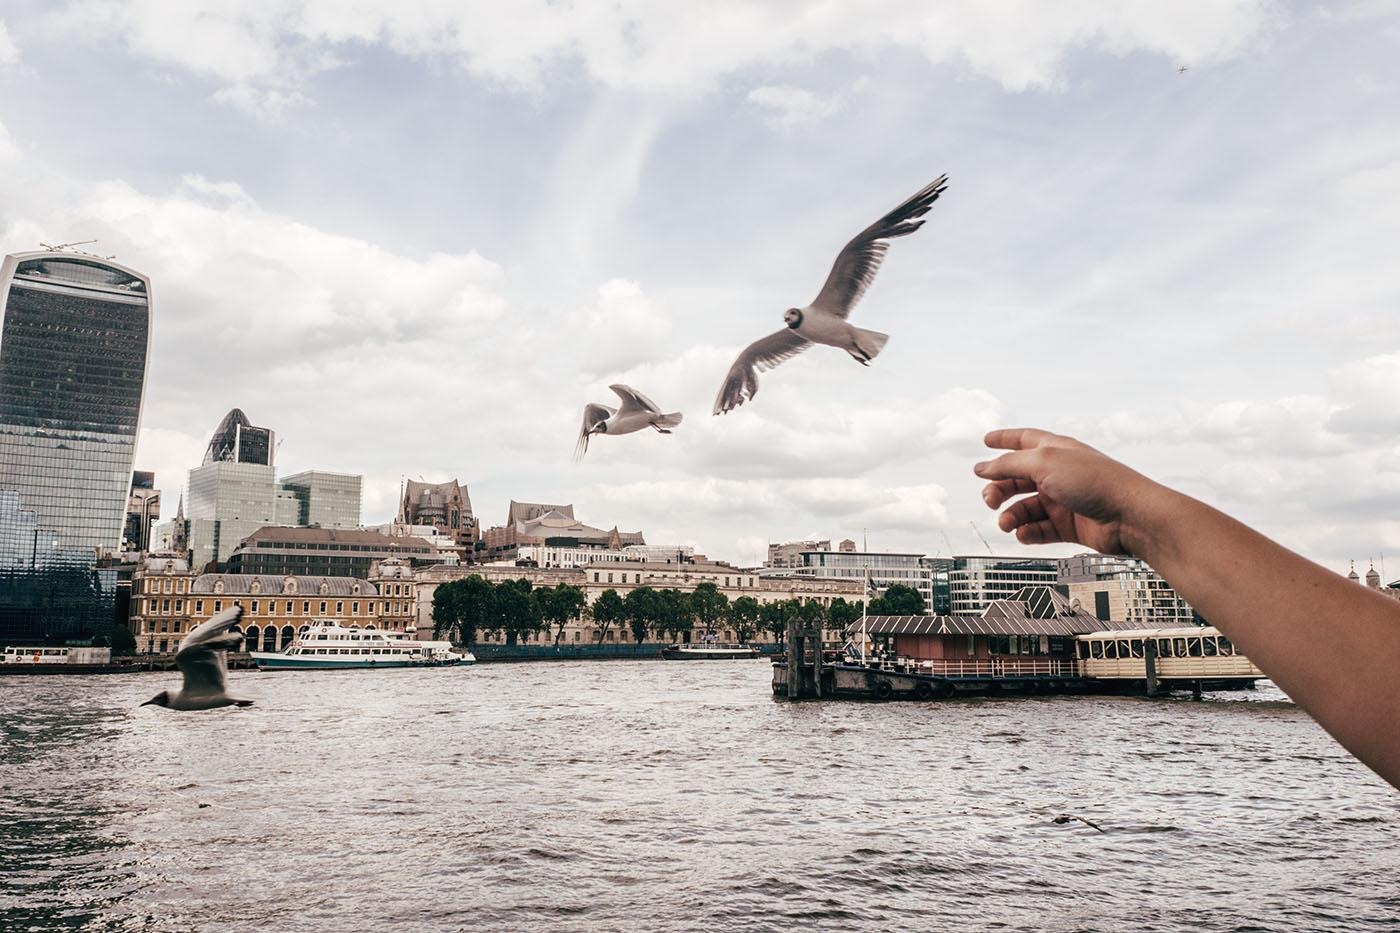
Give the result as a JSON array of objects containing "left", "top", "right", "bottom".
[{"left": 0, "top": 250, "right": 151, "bottom": 645}]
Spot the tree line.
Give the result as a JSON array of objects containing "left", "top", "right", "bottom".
[{"left": 429, "top": 576, "right": 927, "bottom": 647}]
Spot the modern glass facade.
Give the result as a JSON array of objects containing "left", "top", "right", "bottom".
[
  {"left": 187, "top": 460, "right": 277, "bottom": 569},
  {"left": 947, "top": 555, "right": 1058, "bottom": 614},
  {"left": 787, "top": 550, "right": 936, "bottom": 613},
  {"left": 0, "top": 251, "right": 150, "bottom": 646},
  {"left": 279, "top": 471, "right": 362, "bottom": 529}
]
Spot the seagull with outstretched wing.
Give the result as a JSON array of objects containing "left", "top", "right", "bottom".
[
  {"left": 714, "top": 174, "right": 948, "bottom": 415},
  {"left": 575, "top": 384, "right": 683, "bottom": 460},
  {"left": 141, "top": 606, "right": 253, "bottom": 711}
]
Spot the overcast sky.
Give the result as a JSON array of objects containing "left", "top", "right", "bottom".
[{"left": 2, "top": 1, "right": 1399, "bottom": 571}]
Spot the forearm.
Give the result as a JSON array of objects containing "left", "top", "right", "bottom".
[{"left": 1126, "top": 485, "right": 1400, "bottom": 788}]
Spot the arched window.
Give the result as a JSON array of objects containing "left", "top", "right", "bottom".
[
  {"left": 280, "top": 625, "right": 295, "bottom": 649},
  {"left": 244, "top": 626, "right": 260, "bottom": 652}
]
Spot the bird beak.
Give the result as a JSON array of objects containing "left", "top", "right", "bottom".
[{"left": 140, "top": 698, "right": 158, "bottom": 706}]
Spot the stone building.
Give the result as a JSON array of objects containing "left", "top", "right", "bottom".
[
  {"left": 129, "top": 556, "right": 418, "bottom": 654},
  {"left": 397, "top": 479, "right": 478, "bottom": 551},
  {"left": 479, "top": 500, "right": 644, "bottom": 563}
]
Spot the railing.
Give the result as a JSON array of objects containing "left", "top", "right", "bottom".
[{"left": 853, "top": 657, "right": 1079, "bottom": 678}]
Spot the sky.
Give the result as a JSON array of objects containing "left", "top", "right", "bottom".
[{"left": 1, "top": 1, "right": 1399, "bottom": 571}]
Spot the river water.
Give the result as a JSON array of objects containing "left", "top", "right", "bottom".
[{"left": 1, "top": 661, "right": 1396, "bottom": 932}]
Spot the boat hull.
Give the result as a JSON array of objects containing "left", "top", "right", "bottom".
[
  {"left": 249, "top": 653, "right": 469, "bottom": 671},
  {"left": 660, "top": 646, "right": 761, "bottom": 660}
]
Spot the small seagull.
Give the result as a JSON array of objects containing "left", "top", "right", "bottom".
[
  {"left": 1178, "top": 65, "right": 1189, "bottom": 74},
  {"left": 141, "top": 606, "right": 254, "bottom": 711},
  {"left": 713, "top": 174, "right": 948, "bottom": 415},
  {"left": 575, "top": 384, "right": 683, "bottom": 460}
]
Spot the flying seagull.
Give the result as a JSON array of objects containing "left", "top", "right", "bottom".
[
  {"left": 141, "top": 606, "right": 254, "bottom": 711},
  {"left": 713, "top": 174, "right": 948, "bottom": 415},
  {"left": 575, "top": 384, "right": 683, "bottom": 460}
]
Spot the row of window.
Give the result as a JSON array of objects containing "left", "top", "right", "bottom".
[{"left": 135, "top": 597, "right": 412, "bottom": 618}]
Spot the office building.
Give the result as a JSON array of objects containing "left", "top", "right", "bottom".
[
  {"left": 0, "top": 250, "right": 150, "bottom": 645},
  {"left": 225, "top": 525, "right": 437, "bottom": 579},
  {"left": 946, "top": 555, "right": 1058, "bottom": 614},
  {"left": 124, "top": 471, "right": 161, "bottom": 552},
  {"left": 280, "top": 470, "right": 362, "bottom": 529},
  {"left": 766, "top": 539, "right": 830, "bottom": 569},
  {"left": 1058, "top": 553, "right": 1196, "bottom": 625}
]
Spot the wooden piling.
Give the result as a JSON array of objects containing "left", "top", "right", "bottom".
[{"left": 1144, "top": 639, "right": 1159, "bottom": 698}]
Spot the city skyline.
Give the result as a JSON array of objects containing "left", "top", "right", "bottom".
[{"left": 1, "top": 3, "right": 1398, "bottom": 570}]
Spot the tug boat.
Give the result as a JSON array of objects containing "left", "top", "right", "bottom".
[
  {"left": 250, "top": 621, "right": 473, "bottom": 671},
  {"left": 660, "top": 642, "right": 761, "bottom": 660}
]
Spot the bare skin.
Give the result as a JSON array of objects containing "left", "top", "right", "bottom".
[{"left": 974, "top": 427, "right": 1400, "bottom": 792}]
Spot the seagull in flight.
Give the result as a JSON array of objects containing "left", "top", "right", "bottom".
[
  {"left": 576, "top": 384, "right": 683, "bottom": 460},
  {"left": 713, "top": 174, "right": 948, "bottom": 415},
  {"left": 141, "top": 606, "right": 254, "bottom": 711},
  {"left": 1178, "top": 65, "right": 1189, "bottom": 74}
]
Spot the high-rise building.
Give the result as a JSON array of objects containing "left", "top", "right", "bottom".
[
  {"left": 282, "top": 470, "right": 362, "bottom": 529},
  {"left": 0, "top": 250, "right": 151, "bottom": 645},
  {"left": 188, "top": 409, "right": 365, "bottom": 569},
  {"left": 397, "top": 479, "right": 476, "bottom": 546},
  {"left": 770, "top": 548, "right": 937, "bottom": 613},
  {"left": 124, "top": 471, "right": 161, "bottom": 552},
  {"left": 188, "top": 409, "right": 279, "bottom": 570},
  {"left": 766, "top": 539, "right": 830, "bottom": 569}
]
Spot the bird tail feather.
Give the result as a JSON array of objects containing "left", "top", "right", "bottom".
[
  {"left": 655, "top": 411, "right": 683, "bottom": 429},
  {"left": 851, "top": 327, "right": 889, "bottom": 362}
]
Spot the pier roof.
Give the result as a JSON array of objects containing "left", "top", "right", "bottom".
[{"left": 852, "top": 585, "right": 1166, "bottom": 637}]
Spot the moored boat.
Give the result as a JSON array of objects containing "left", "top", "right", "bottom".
[
  {"left": 660, "top": 642, "right": 761, "bottom": 660},
  {"left": 250, "top": 621, "right": 474, "bottom": 671}
]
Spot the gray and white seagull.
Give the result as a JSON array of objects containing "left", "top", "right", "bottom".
[
  {"left": 713, "top": 174, "right": 948, "bottom": 415},
  {"left": 575, "top": 384, "right": 683, "bottom": 460},
  {"left": 141, "top": 606, "right": 254, "bottom": 712}
]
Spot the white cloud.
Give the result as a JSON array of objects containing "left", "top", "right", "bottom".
[
  {"left": 28, "top": 0, "right": 1278, "bottom": 114},
  {"left": 747, "top": 85, "right": 845, "bottom": 130},
  {"left": 0, "top": 21, "right": 19, "bottom": 68}
]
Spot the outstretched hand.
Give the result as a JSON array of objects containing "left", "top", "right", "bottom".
[{"left": 973, "top": 428, "right": 1162, "bottom": 557}]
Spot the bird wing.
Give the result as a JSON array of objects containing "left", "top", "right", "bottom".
[
  {"left": 175, "top": 605, "right": 243, "bottom": 698},
  {"left": 609, "top": 384, "right": 662, "bottom": 415},
  {"left": 574, "top": 403, "right": 616, "bottom": 461},
  {"left": 712, "top": 328, "right": 811, "bottom": 415},
  {"left": 810, "top": 174, "right": 948, "bottom": 319}
]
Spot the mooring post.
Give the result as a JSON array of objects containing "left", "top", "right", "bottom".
[
  {"left": 812, "top": 624, "right": 823, "bottom": 699},
  {"left": 786, "top": 628, "right": 800, "bottom": 699},
  {"left": 1192, "top": 679, "right": 1202, "bottom": 701},
  {"left": 1144, "top": 638, "right": 1158, "bottom": 698}
]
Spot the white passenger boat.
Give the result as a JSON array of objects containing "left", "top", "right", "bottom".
[
  {"left": 660, "top": 642, "right": 761, "bottom": 660},
  {"left": 249, "top": 622, "right": 474, "bottom": 671}
]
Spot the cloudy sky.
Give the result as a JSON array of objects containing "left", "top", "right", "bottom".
[{"left": 2, "top": 1, "right": 1398, "bottom": 571}]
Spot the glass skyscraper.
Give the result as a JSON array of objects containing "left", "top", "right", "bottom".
[{"left": 0, "top": 250, "right": 151, "bottom": 646}]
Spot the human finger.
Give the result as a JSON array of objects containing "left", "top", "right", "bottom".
[
  {"left": 997, "top": 494, "right": 1048, "bottom": 533},
  {"left": 973, "top": 449, "right": 1042, "bottom": 482},
  {"left": 984, "top": 427, "right": 1058, "bottom": 452},
  {"left": 1015, "top": 519, "right": 1065, "bottom": 546},
  {"left": 982, "top": 478, "right": 1037, "bottom": 510}
]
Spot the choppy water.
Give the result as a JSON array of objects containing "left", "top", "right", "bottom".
[{"left": 1, "top": 662, "right": 1396, "bottom": 932}]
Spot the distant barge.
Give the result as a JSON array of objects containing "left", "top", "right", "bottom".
[{"left": 0, "top": 645, "right": 139, "bottom": 676}]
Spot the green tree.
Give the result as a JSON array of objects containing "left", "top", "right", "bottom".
[
  {"left": 621, "top": 586, "right": 655, "bottom": 645},
  {"left": 690, "top": 582, "right": 729, "bottom": 639},
  {"left": 827, "top": 597, "right": 863, "bottom": 633},
  {"left": 487, "top": 577, "right": 542, "bottom": 646},
  {"left": 591, "top": 587, "right": 626, "bottom": 643},
  {"left": 432, "top": 579, "right": 463, "bottom": 641},
  {"left": 868, "top": 583, "right": 925, "bottom": 616},
  {"left": 728, "top": 596, "right": 762, "bottom": 644},
  {"left": 455, "top": 575, "right": 493, "bottom": 645},
  {"left": 761, "top": 598, "right": 798, "bottom": 645},
  {"left": 657, "top": 588, "right": 693, "bottom": 642},
  {"left": 540, "top": 583, "right": 587, "bottom": 645}
]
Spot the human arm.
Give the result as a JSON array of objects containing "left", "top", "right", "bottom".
[{"left": 974, "top": 427, "right": 1400, "bottom": 791}]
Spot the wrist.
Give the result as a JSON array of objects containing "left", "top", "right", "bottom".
[{"left": 1116, "top": 472, "right": 1187, "bottom": 562}]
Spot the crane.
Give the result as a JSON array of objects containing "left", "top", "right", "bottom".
[{"left": 969, "top": 521, "right": 993, "bottom": 555}]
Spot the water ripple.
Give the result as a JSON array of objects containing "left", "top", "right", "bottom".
[{"left": 2, "top": 663, "right": 1396, "bottom": 932}]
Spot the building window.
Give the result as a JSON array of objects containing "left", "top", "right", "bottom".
[
  {"left": 252, "top": 600, "right": 260, "bottom": 614},
  {"left": 320, "top": 601, "right": 327, "bottom": 614},
  {"left": 213, "top": 600, "right": 222, "bottom": 612},
  {"left": 352, "top": 601, "right": 359, "bottom": 615},
  {"left": 303, "top": 601, "right": 310, "bottom": 614},
  {"left": 162, "top": 599, "right": 170, "bottom": 613},
  {"left": 195, "top": 600, "right": 204, "bottom": 614},
  {"left": 336, "top": 601, "right": 344, "bottom": 614},
  {"left": 174, "top": 600, "right": 183, "bottom": 613}
]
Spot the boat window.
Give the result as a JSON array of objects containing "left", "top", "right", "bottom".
[
  {"left": 1218, "top": 636, "right": 1235, "bottom": 656},
  {"left": 1157, "top": 639, "right": 1172, "bottom": 657},
  {"left": 1188, "top": 638, "right": 1203, "bottom": 657},
  {"left": 1115, "top": 640, "right": 1130, "bottom": 658},
  {"left": 1130, "top": 640, "right": 1144, "bottom": 659},
  {"left": 1203, "top": 638, "right": 1219, "bottom": 657},
  {"left": 1174, "top": 638, "right": 1188, "bottom": 656}
]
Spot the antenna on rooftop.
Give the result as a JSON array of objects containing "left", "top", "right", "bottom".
[
  {"left": 939, "top": 529, "right": 955, "bottom": 557},
  {"left": 969, "top": 521, "right": 993, "bottom": 555},
  {"left": 40, "top": 239, "right": 99, "bottom": 252}
]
